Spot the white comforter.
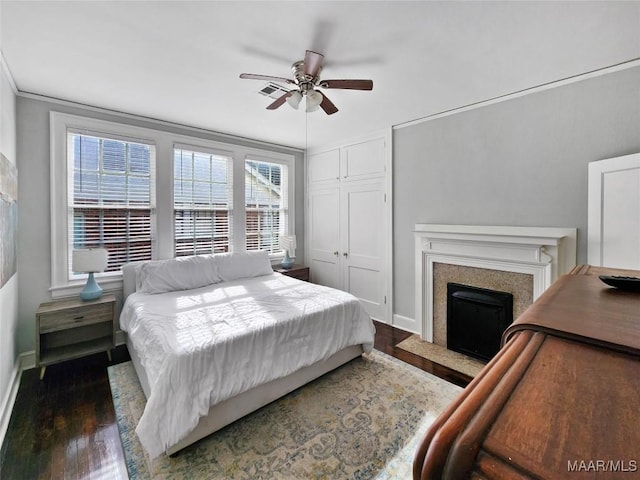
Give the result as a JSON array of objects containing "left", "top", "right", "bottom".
[{"left": 119, "top": 272, "right": 375, "bottom": 458}]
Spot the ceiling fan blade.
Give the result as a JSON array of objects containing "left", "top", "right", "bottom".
[
  {"left": 266, "top": 91, "right": 294, "bottom": 110},
  {"left": 319, "top": 79, "right": 373, "bottom": 90},
  {"left": 240, "top": 73, "right": 295, "bottom": 85},
  {"left": 304, "top": 50, "right": 324, "bottom": 78},
  {"left": 319, "top": 92, "right": 338, "bottom": 115}
]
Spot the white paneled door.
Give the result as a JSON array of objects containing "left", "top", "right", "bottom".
[
  {"left": 308, "top": 186, "right": 342, "bottom": 289},
  {"left": 588, "top": 153, "right": 640, "bottom": 269},
  {"left": 341, "top": 180, "right": 386, "bottom": 321}
]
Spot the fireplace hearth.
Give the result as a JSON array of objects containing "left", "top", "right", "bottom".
[{"left": 447, "top": 283, "right": 513, "bottom": 362}]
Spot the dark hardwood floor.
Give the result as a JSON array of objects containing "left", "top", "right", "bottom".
[
  {"left": 373, "top": 321, "right": 472, "bottom": 388},
  {"left": 0, "top": 321, "right": 470, "bottom": 479}
]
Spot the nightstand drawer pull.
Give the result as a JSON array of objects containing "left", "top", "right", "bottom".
[{"left": 73, "top": 316, "right": 85, "bottom": 321}]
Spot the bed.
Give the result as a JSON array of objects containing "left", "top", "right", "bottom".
[{"left": 119, "top": 251, "right": 376, "bottom": 458}]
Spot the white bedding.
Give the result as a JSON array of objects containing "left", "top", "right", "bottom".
[{"left": 119, "top": 272, "right": 375, "bottom": 458}]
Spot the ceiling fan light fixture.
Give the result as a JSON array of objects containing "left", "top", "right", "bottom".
[
  {"left": 286, "top": 90, "right": 302, "bottom": 109},
  {"left": 240, "top": 49, "right": 373, "bottom": 115},
  {"left": 306, "top": 90, "right": 323, "bottom": 112}
]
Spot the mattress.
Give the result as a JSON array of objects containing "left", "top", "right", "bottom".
[{"left": 119, "top": 272, "right": 375, "bottom": 458}]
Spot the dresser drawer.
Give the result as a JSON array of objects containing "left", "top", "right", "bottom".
[{"left": 39, "top": 302, "right": 113, "bottom": 333}]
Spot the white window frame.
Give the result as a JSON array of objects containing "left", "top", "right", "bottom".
[
  {"left": 173, "top": 142, "right": 234, "bottom": 257},
  {"left": 51, "top": 113, "right": 162, "bottom": 297},
  {"left": 51, "top": 112, "right": 295, "bottom": 298},
  {"left": 68, "top": 129, "right": 157, "bottom": 277},
  {"left": 168, "top": 137, "right": 296, "bottom": 259},
  {"left": 244, "top": 153, "right": 293, "bottom": 255}
]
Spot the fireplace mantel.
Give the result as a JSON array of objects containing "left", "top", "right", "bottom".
[{"left": 414, "top": 224, "right": 577, "bottom": 341}]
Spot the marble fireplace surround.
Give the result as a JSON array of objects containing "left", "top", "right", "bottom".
[{"left": 414, "top": 224, "right": 577, "bottom": 342}]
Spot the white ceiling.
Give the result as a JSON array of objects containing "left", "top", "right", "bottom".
[{"left": 2, "top": 1, "right": 639, "bottom": 150}]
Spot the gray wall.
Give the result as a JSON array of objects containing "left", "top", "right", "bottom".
[
  {"left": 16, "top": 96, "right": 305, "bottom": 353},
  {"left": 393, "top": 66, "right": 640, "bottom": 320}
]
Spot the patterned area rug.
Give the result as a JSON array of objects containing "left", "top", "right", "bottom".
[
  {"left": 108, "top": 350, "right": 462, "bottom": 479},
  {"left": 396, "top": 335, "right": 485, "bottom": 378}
]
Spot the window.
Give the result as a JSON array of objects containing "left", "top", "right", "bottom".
[
  {"left": 245, "top": 158, "right": 288, "bottom": 253},
  {"left": 174, "top": 146, "right": 232, "bottom": 256},
  {"left": 51, "top": 112, "right": 296, "bottom": 297},
  {"left": 69, "top": 132, "right": 155, "bottom": 277}
]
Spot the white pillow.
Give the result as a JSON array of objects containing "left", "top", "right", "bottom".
[
  {"left": 215, "top": 250, "right": 274, "bottom": 282},
  {"left": 139, "top": 255, "right": 221, "bottom": 294}
]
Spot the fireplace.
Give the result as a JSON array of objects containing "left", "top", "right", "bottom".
[
  {"left": 447, "top": 283, "right": 513, "bottom": 362},
  {"left": 413, "top": 224, "right": 577, "bottom": 342}
]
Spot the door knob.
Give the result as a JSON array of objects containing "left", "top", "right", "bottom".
[
  {"left": 343, "top": 252, "right": 348, "bottom": 257},
  {"left": 333, "top": 251, "right": 339, "bottom": 256}
]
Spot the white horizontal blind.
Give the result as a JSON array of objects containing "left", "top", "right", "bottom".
[
  {"left": 245, "top": 159, "right": 288, "bottom": 253},
  {"left": 68, "top": 132, "right": 155, "bottom": 277},
  {"left": 174, "top": 147, "right": 233, "bottom": 256}
]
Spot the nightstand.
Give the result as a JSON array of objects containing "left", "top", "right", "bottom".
[
  {"left": 274, "top": 264, "right": 310, "bottom": 282},
  {"left": 36, "top": 294, "right": 117, "bottom": 380}
]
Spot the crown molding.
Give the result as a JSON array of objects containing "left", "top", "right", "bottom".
[
  {"left": 0, "top": 50, "right": 18, "bottom": 94},
  {"left": 394, "top": 59, "right": 640, "bottom": 130},
  {"left": 15, "top": 89, "right": 304, "bottom": 154}
]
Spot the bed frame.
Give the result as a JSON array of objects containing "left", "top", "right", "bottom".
[{"left": 121, "top": 264, "right": 365, "bottom": 456}]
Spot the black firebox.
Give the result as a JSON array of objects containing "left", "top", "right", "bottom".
[{"left": 446, "top": 283, "right": 513, "bottom": 362}]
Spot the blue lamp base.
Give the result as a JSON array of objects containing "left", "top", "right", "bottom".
[
  {"left": 280, "top": 251, "right": 294, "bottom": 269},
  {"left": 80, "top": 272, "right": 103, "bottom": 301}
]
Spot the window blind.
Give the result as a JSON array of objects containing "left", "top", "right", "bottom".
[
  {"left": 245, "top": 159, "right": 288, "bottom": 253},
  {"left": 68, "top": 132, "right": 155, "bottom": 277},
  {"left": 174, "top": 147, "right": 233, "bottom": 256}
]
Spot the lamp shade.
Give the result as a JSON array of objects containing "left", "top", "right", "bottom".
[
  {"left": 286, "top": 91, "right": 303, "bottom": 109},
  {"left": 72, "top": 248, "right": 108, "bottom": 273},
  {"left": 278, "top": 235, "right": 297, "bottom": 252},
  {"left": 306, "top": 91, "right": 323, "bottom": 112}
]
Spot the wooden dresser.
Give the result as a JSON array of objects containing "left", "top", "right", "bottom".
[{"left": 414, "top": 265, "right": 640, "bottom": 479}]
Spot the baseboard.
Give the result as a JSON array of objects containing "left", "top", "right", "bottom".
[
  {"left": 392, "top": 314, "right": 420, "bottom": 335},
  {"left": 0, "top": 351, "right": 31, "bottom": 451},
  {"left": 19, "top": 350, "right": 36, "bottom": 371}
]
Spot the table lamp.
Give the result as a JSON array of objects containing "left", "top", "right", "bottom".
[
  {"left": 73, "top": 248, "right": 109, "bottom": 300},
  {"left": 278, "top": 235, "right": 296, "bottom": 269}
]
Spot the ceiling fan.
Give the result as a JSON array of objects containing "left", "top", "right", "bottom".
[{"left": 240, "top": 50, "right": 373, "bottom": 115}]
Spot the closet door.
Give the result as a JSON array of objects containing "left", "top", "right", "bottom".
[
  {"left": 308, "top": 186, "right": 341, "bottom": 289},
  {"left": 588, "top": 153, "right": 640, "bottom": 269},
  {"left": 341, "top": 137, "right": 386, "bottom": 182},
  {"left": 341, "top": 180, "right": 387, "bottom": 321},
  {"left": 308, "top": 148, "right": 340, "bottom": 185}
]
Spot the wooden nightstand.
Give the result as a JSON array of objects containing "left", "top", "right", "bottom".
[
  {"left": 36, "top": 294, "right": 116, "bottom": 379},
  {"left": 273, "top": 264, "right": 310, "bottom": 282}
]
